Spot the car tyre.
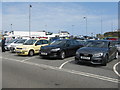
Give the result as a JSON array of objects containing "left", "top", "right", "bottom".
[
  {"left": 102, "top": 55, "right": 108, "bottom": 66},
  {"left": 29, "top": 50, "right": 34, "bottom": 56},
  {"left": 60, "top": 51, "right": 65, "bottom": 60}
]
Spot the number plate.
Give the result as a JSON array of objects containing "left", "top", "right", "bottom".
[
  {"left": 16, "top": 51, "right": 22, "bottom": 53},
  {"left": 41, "top": 52, "right": 48, "bottom": 55},
  {"left": 81, "top": 56, "right": 90, "bottom": 60}
]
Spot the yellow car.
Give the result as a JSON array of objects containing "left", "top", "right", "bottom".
[{"left": 16, "top": 39, "right": 49, "bottom": 56}]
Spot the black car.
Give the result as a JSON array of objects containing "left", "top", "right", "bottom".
[
  {"left": 39, "top": 39, "right": 84, "bottom": 59},
  {"left": 75, "top": 40, "right": 118, "bottom": 66}
]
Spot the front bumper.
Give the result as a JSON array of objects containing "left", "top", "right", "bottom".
[
  {"left": 75, "top": 56, "right": 103, "bottom": 65},
  {"left": 16, "top": 49, "right": 29, "bottom": 55},
  {"left": 39, "top": 51, "right": 60, "bottom": 58}
]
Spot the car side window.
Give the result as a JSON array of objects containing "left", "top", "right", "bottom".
[
  {"left": 36, "top": 40, "right": 42, "bottom": 45},
  {"left": 42, "top": 40, "right": 48, "bottom": 44},
  {"left": 70, "top": 40, "right": 78, "bottom": 45},
  {"left": 73, "top": 40, "right": 79, "bottom": 45},
  {"left": 109, "top": 42, "right": 114, "bottom": 48},
  {"left": 66, "top": 41, "right": 71, "bottom": 46}
]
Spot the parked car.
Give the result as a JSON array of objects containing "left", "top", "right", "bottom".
[
  {"left": 39, "top": 39, "right": 84, "bottom": 59},
  {"left": 103, "top": 37, "right": 118, "bottom": 41},
  {"left": 16, "top": 39, "right": 49, "bottom": 56},
  {"left": 10, "top": 39, "right": 28, "bottom": 52},
  {"left": 113, "top": 41, "right": 120, "bottom": 54},
  {"left": 5, "top": 39, "right": 19, "bottom": 51},
  {"left": 75, "top": 40, "right": 118, "bottom": 66}
]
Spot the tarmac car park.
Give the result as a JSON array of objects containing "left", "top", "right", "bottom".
[{"left": 2, "top": 41, "right": 120, "bottom": 88}]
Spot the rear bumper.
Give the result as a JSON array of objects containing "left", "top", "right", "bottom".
[{"left": 16, "top": 49, "right": 29, "bottom": 55}]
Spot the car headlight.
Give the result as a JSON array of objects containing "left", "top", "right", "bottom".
[
  {"left": 93, "top": 53, "right": 103, "bottom": 57},
  {"left": 22, "top": 48, "right": 27, "bottom": 50},
  {"left": 51, "top": 48, "right": 60, "bottom": 51}
]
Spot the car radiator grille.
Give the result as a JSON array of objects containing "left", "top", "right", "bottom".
[
  {"left": 16, "top": 48, "right": 22, "bottom": 49},
  {"left": 80, "top": 53, "right": 93, "bottom": 57}
]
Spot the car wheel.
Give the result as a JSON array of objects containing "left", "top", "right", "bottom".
[
  {"left": 114, "top": 52, "right": 118, "bottom": 59},
  {"left": 29, "top": 50, "right": 34, "bottom": 56},
  {"left": 60, "top": 51, "right": 65, "bottom": 60},
  {"left": 102, "top": 55, "right": 108, "bottom": 66}
]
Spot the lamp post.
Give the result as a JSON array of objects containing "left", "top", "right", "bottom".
[
  {"left": 101, "top": 16, "right": 103, "bottom": 34},
  {"left": 29, "top": 5, "right": 32, "bottom": 37},
  {"left": 11, "top": 24, "right": 12, "bottom": 31},
  {"left": 45, "top": 25, "right": 47, "bottom": 31},
  {"left": 72, "top": 25, "right": 75, "bottom": 30},
  {"left": 83, "top": 17, "right": 87, "bottom": 36}
]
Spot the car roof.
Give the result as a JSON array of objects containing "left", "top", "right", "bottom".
[
  {"left": 28, "top": 38, "right": 47, "bottom": 41},
  {"left": 86, "top": 40, "right": 113, "bottom": 42},
  {"left": 56, "top": 39, "right": 76, "bottom": 41}
]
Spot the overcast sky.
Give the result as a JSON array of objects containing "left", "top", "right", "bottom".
[{"left": 2, "top": 2, "right": 118, "bottom": 36}]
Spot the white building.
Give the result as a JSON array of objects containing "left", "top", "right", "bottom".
[
  {"left": 4, "top": 31, "right": 46, "bottom": 37},
  {"left": 59, "top": 31, "right": 70, "bottom": 37},
  {"left": 4, "top": 30, "right": 70, "bottom": 40}
]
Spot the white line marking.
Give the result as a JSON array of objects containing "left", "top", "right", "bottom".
[
  {"left": 2, "top": 57, "right": 120, "bottom": 83},
  {"left": 0, "top": 57, "right": 21, "bottom": 62},
  {"left": 21, "top": 57, "right": 36, "bottom": 62},
  {"left": 113, "top": 61, "right": 120, "bottom": 77},
  {"left": 59, "top": 59, "right": 74, "bottom": 69}
]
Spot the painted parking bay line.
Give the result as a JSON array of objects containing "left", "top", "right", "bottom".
[
  {"left": 20, "top": 56, "right": 36, "bottom": 62},
  {"left": 2, "top": 57, "right": 120, "bottom": 83},
  {"left": 59, "top": 59, "right": 74, "bottom": 69},
  {"left": 113, "top": 61, "right": 120, "bottom": 77}
]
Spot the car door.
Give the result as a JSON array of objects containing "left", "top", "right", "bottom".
[
  {"left": 63, "top": 40, "right": 73, "bottom": 56},
  {"left": 41, "top": 40, "right": 49, "bottom": 47},
  {"left": 34, "top": 40, "right": 42, "bottom": 53},
  {"left": 34, "top": 40, "right": 49, "bottom": 53},
  {"left": 65, "top": 40, "right": 77, "bottom": 56},
  {"left": 108, "top": 42, "right": 115, "bottom": 60},
  {"left": 73, "top": 40, "right": 83, "bottom": 53},
  {"left": 71, "top": 40, "right": 82, "bottom": 55}
]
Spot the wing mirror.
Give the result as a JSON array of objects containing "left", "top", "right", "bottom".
[
  {"left": 35, "top": 43, "right": 38, "bottom": 46},
  {"left": 66, "top": 44, "right": 70, "bottom": 47}
]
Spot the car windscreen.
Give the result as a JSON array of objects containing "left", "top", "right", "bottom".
[
  {"left": 23, "top": 39, "right": 37, "bottom": 45},
  {"left": 16, "top": 39, "right": 27, "bottom": 44},
  {"left": 86, "top": 41, "right": 108, "bottom": 48},
  {"left": 50, "top": 40, "right": 66, "bottom": 45},
  {"left": 7, "top": 39, "right": 17, "bottom": 43},
  {"left": 114, "top": 41, "right": 120, "bottom": 45}
]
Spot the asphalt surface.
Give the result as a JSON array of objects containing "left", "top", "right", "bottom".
[{"left": 1, "top": 51, "right": 120, "bottom": 88}]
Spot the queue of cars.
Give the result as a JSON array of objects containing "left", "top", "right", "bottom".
[{"left": 3, "top": 37, "right": 119, "bottom": 66}]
